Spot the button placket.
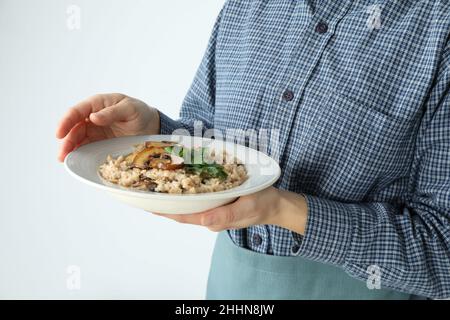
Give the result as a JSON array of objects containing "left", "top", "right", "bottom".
[{"left": 269, "top": 24, "right": 334, "bottom": 167}]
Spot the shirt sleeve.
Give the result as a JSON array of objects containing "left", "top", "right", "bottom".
[
  {"left": 159, "top": 6, "right": 224, "bottom": 136},
  {"left": 292, "top": 42, "right": 450, "bottom": 299}
]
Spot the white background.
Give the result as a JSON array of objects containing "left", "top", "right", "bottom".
[{"left": 0, "top": 0, "right": 225, "bottom": 299}]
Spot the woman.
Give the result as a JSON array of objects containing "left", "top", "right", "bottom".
[{"left": 56, "top": 1, "right": 450, "bottom": 299}]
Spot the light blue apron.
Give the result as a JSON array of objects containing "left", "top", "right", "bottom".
[{"left": 206, "top": 232, "right": 414, "bottom": 300}]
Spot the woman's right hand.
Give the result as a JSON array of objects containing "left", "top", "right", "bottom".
[{"left": 56, "top": 93, "right": 160, "bottom": 162}]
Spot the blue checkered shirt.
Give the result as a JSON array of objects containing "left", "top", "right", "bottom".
[{"left": 159, "top": 0, "right": 450, "bottom": 298}]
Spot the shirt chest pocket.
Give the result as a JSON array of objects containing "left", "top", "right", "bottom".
[
  {"left": 311, "top": 3, "right": 437, "bottom": 122},
  {"left": 296, "top": 90, "right": 417, "bottom": 200}
]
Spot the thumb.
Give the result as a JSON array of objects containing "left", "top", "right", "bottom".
[{"left": 89, "top": 102, "right": 136, "bottom": 126}]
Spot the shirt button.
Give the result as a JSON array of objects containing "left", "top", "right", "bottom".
[
  {"left": 282, "top": 89, "right": 294, "bottom": 102},
  {"left": 315, "top": 21, "right": 328, "bottom": 34},
  {"left": 252, "top": 233, "right": 263, "bottom": 246},
  {"left": 291, "top": 244, "right": 301, "bottom": 254}
]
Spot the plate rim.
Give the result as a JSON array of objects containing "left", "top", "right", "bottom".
[{"left": 64, "top": 135, "right": 281, "bottom": 201}]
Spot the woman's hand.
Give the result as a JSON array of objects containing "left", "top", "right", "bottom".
[
  {"left": 154, "top": 187, "right": 309, "bottom": 235},
  {"left": 56, "top": 93, "right": 160, "bottom": 162}
]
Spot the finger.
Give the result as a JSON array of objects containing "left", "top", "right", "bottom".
[
  {"left": 207, "top": 225, "right": 229, "bottom": 232},
  {"left": 153, "top": 212, "right": 204, "bottom": 225},
  {"left": 57, "top": 121, "right": 87, "bottom": 162},
  {"left": 201, "top": 202, "right": 241, "bottom": 227},
  {"left": 56, "top": 93, "right": 126, "bottom": 139},
  {"left": 57, "top": 122, "right": 109, "bottom": 162},
  {"left": 89, "top": 99, "right": 136, "bottom": 127},
  {"left": 56, "top": 95, "right": 103, "bottom": 139}
]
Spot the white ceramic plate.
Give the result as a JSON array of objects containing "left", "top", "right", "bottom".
[{"left": 65, "top": 135, "right": 281, "bottom": 214}]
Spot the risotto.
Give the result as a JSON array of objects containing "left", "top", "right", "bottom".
[{"left": 98, "top": 141, "right": 248, "bottom": 194}]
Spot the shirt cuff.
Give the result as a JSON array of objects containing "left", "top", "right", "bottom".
[
  {"left": 158, "top": 111, "right": 189, "bottom": 135},
  {"left": 291, "top": 194, "right": 354, "bottom": 266}
]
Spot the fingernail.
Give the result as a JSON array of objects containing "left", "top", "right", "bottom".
[{"left": 90, "top": 113, "right": 100, "bottom": 121}]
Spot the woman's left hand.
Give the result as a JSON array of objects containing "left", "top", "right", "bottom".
[{"left": 153, "top": 187, "right": 309, "bottom": 235}]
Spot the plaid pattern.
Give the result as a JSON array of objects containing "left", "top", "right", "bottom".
[{"left": 159, "top": 0, "right": 450, "bottom": 298}]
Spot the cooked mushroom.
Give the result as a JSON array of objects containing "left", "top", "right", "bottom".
[
  {"left": 145, "top": 141, "right": 177, "bottom": 148},
  {"left": 132, "top": 142, "right": 184, "bottom": 170},
  {"left": 125, "top": 152, "right": 136, "bottom": 165},
  {"left": 132, "top": 147, "right": 165, "bottom": 169}
]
